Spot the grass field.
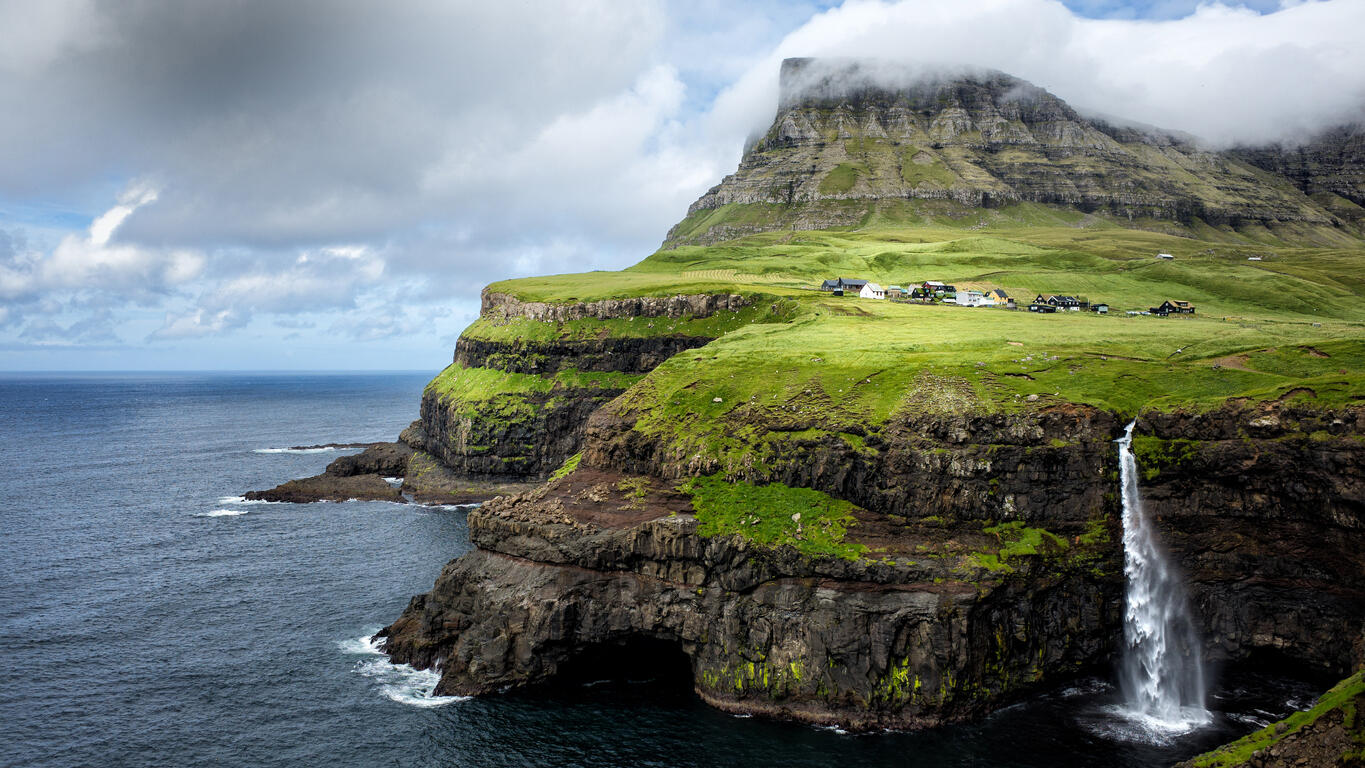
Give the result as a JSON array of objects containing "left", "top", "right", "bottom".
[{"left": 455, "top": 213, "right": 1365, "bottom": 480}]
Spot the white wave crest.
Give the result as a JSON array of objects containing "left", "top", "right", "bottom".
[
  {"left": 339, "top": 631, "right": 466, "bottom": 709},
  {"left": 253, "top": 446, "right": 346, "bottom": 454},
  {"left": 383, "top": 477, "right": 404, "bottom": 487},
  {"left": 197, "top": 508, "right": 248, "bottom": 517},
  {"left": 215, "top": 495, "right": 277, "bottom": 506}
]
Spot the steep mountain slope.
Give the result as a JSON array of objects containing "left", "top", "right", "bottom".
[
  {"left": 1232, "top": 122, "right": 1365, "bottom": 228},
  {"left": 667, "top": 58, "right": 1357, "bottom": 247}
]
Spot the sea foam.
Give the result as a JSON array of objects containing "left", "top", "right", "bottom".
[
  {"left": 197, "top": 508, "right": 248, "bottom": 517},
  {"left": 339, "top": 631, "right": 466, "bottom": 709}
]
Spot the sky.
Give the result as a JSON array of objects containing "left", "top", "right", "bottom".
[{"left": 1, "top": 0, "right": 1362, "bottom": 371}]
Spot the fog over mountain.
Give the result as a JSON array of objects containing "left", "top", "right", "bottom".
[{"left": 1, "top": 0, "right": 1361, "bottom": 368}]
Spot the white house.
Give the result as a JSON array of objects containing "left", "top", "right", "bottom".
[
  {"left": 859, "top": 282, "right": 886, "bottom": 300},
  {"left": 1157, "top": 253, "right": 1174, "bottom": 260},
  {"left": 956, "top": 290, "right": 993, "bottom": 307}
]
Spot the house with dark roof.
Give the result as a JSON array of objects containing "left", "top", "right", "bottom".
[
  {"left": 820, "top": 277, "right": 870, "bottom": 293},
  {"left": 1150, "top": 300, "right": 1194, "bottom": 316},
  {"left": 1034, "top": 294, "right": 1082, "bottom": 311}
]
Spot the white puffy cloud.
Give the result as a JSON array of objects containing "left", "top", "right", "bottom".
[{"left": 0, "top": 182, "right": 203, "bottom": 306}]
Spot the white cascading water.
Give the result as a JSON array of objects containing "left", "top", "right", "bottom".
[{"left": 1115, "top": 420, "right": 1211, "bottom": 738}]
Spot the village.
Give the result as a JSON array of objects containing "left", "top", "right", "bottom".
[{"left": 818, "top": 277, "right": 1195, "bottom": 317}]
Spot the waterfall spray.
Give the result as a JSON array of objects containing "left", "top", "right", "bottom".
[{"left": 1116, "top": 420, "right": 1210, "bottom": 737}]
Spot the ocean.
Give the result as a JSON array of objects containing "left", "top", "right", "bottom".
[{"left": 0, "top": 372, "right": 1324, "bottom": 768}]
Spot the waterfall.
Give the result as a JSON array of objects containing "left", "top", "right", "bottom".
[{"left": 1115, "top": 420, "right": 1211, "bottom": 737}]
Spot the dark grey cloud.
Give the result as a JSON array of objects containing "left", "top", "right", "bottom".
[{"left": 1, "top": 0, "right": 671, "bottom": 250}]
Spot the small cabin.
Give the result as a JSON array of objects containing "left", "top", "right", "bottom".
[
  {"left": 1157, "top": 253, "right": 1174, "bottom": 260},
  {"left": 1091, "top": 303, "right": 1109, "bottom": 314},
  {"left": 1027, "top": 303, "right": 1058, "bottom": 313},
  {"left": 886, "top": 285, "right": 904, "bottom": 299}
]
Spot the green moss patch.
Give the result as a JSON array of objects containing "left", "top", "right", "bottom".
[
  {"left": 970, "top": 521, "right": 1070, "bottom": 573},
  {"left": 680, "top": 475, "right": 867, "bottom": 560}
]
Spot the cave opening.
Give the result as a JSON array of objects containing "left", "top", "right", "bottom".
[{"left": 549, "top": 635, "right": 696, "bottom": 696}]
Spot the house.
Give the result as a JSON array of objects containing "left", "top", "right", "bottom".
[
  {"left": 956, "top": 290, "right": 994, "bottom": 307},
  {"left": 859, "top": 282, "right": 886, "bottom": 300},
  {"left": 821, "top": 277, "right": 870, "bottom": 293},
  {"left": 1157, "top": 253, "right": 1174, "bottom": 260},
  {"left": 886, "top": 285, "right": 904, "bottom": 299},
  {"left": 1034, "top": 294, "right": 1082, "bottom": 311},
  {"left": 986, "top": 288, "right": 1011, "bottom": 303},
  {"left": 1150, "top": 300, "right": 1195, "bottom": 316},
  {"left": 923, "top": 281, "right": 948, "bottom": 293},
  {"left": 1027, "top": 303, "right": 1058, "bottom": 313},
  {"left": 1090, "top": 303, "right": 1109, "bottom": 314},
  {"left": 1248, "top": 256, "right": 1262, "bottom": 261}
]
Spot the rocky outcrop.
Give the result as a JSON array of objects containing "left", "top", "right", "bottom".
[
  {"left": 666, "top": 59, "right": 1349, "bottom": 246},
  {"left": 414, "top": 292, "right": 759, "bottom": 481},
  {"left": 379, "top": 468, "right": 1120, "bottom": 731},
  {"left": 585, "top": 398, "right": 1123, "bottom": 523},
  {"left": 416, "top": 384, "right": 615, "bottom": 479},
  {"left": 245, "top": 442, "right": 410, "bottom": 503}
]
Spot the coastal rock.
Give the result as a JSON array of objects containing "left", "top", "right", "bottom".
[
  {"left": 245, "top": 442, "right": 410, "bottom": 503},
  {"left": 379, "top": 468, "right": 1120, "bottom": 731}
]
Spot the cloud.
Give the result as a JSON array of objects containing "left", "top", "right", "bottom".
[
  {"left": 706, "top": 0, "right": 1365, "bottom": 149},
  {"left": 0, "top": 181, "right": 202, "bottom": 307}
]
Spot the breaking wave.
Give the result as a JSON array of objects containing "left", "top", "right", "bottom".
[
  {"left": 338, "top": 631, "right": 466, "bottom": 709},
  {"left": 197, "top": 508, "right": 248, "bottom": 517}
]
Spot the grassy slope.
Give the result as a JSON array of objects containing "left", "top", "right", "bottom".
[{"left": 1185, "top": 670, "right": 1364, "bottom": 767}]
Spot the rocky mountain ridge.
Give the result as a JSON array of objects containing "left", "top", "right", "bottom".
[{"left": 666, "top": 58, "right": 1365, "bottom": 246}]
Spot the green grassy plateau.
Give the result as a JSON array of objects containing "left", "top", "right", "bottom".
[{"left": 484, "top": 217, "right": 1363, "bottom": 420}]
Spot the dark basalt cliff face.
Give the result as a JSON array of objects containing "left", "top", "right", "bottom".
[
  {"left": 1135, "top": 404, "right": 1365, "bottom": 673},
  {"left": 413, "top": 292, "right": 752, "bottom": 480},
  {"left": 381, "top": 395, "right": 1365, "bottom": 729},
  {"left": 380, "top": 465, "right": 1122, "bottom": 731},
  {"left": 666, "top": 58, "right": 1350, "bottom": 246}
]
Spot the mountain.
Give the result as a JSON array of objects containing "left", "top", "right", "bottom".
[{"left": 666, "top": 58, "right": 1363, "bottom": 247}]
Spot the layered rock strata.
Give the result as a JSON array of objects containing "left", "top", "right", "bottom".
[
  {"left": 379, "top": 467, "right": 1121, "bottom": 731},
  {"left": 666, "top": 59, "right": 1348, "bottom": 246},
  {"left": 413, "top": 292, "right": 753, "bottom": 480}
]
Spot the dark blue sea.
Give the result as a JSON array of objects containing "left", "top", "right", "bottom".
[{"left": 0, "top": 372, "right": 1326, "bottom": 768}]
